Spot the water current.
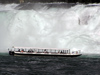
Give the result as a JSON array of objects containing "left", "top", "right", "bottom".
[{"left": 0, "top": 53, "right": 100, "bottom": 75}]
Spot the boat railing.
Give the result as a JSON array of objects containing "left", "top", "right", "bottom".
[{"left": 8, "top": 47, "right": 81, "bottom": 55}]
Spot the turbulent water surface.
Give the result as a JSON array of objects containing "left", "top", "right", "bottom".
[{"left": 0, "top": 53, "right": 100, "bottom": 75}]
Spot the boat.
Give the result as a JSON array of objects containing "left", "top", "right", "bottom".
[{"left": 8, "top": 46, "right": 82, "bottom": 57}]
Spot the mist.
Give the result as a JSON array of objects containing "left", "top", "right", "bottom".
[{"left": 0, "top": 3, "right": 100, "bottom": 54}]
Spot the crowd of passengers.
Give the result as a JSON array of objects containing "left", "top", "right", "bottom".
[
  {"left": 18, "top": 49, "right": 34, "bottom": 52},
  {"left": 17, "top": 49, "right": 78, "bottom": 54}
]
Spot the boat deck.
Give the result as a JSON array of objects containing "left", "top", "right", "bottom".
[{"left": 8, "top": 46, "right": 82, "bottom": 57}]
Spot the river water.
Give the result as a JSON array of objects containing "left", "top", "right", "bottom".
[{"left": 0, "top": 53, "right": 100, "bottom": 75}]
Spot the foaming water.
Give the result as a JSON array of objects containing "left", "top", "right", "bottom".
[{"left": 0, "top": 3, "right": 100, "bottom": 54}]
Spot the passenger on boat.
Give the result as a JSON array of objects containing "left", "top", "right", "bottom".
[
  {"left": 28, "top": 49, "right": 34, "bottom": 52},
  {"left": 44, "top": 49, "right": 46, "bottom": 53},
  {"left": 18, "top": 49, "right": 20, "bottom": 52},
  {"left": 21, "top": 50, "right": 24, "bottom": 52},
  {"left": 21, "top": 49, "right": 24, "bottom": 52},
  {"left": 58, "top": 50, "right": 60, "bottom": 53},
  {"left": 72, "top": 51, "right": 74, "bottom": 54},
  {"left": 61, "top": 51, "right": 63, "bottom": 53},
  {"left": 76, "top": 51, "right": 78, "bottom": 54}
]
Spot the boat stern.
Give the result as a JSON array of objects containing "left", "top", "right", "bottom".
[{"left": 9, "top": 51, "right": 14, "bottom": 55}]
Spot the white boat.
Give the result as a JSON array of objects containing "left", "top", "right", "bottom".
[{"left": 8, "top": 46, "right": 82, "bottom": 57}]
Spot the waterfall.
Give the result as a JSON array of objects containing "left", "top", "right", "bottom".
[{"left": 0, "top": 3, "right": 100, "bottom": 54}]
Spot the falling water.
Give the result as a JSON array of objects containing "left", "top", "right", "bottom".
[{"left": 0, "top": 3, "right": 100, "bottom": 54}]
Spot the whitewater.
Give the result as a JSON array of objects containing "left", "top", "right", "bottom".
[{"left": 0, "top": 3, "right": 100, "bottom": 54}]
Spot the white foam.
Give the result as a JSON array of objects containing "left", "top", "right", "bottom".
[
  {"left": 0, "top": 3, "right": 19, "bottom": 11},
  {"left": 0, "top": 3, "right": 100, "bottom": 54}
]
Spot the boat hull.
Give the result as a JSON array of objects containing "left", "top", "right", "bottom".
[{"left": 12, "top": 52, "right": 82, "bottom": 57}]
